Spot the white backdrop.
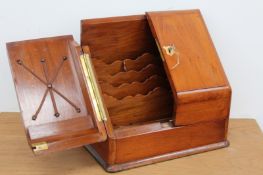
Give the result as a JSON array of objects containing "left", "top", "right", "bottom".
[{"left": 0, "top": 0, "right": 262, "bottom": 129}]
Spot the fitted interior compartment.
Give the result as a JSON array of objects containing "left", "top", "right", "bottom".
[
  {"left": 96, "top": 63, "right": 166, "bottom": 86},
  {"left": 81, "top": 15, "right": 174, "bottom": 127},
  {"left": 92, "top": 53, "right": 161, "bottom": 76}
]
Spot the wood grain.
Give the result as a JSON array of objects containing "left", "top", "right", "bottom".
[
  {"left": 7, "top": 36, "right": 88, "bottom": 127},
  {"left": 147, "top": 10, "right": 232, "bottom": 125},
  {"left": 92, "top": 53, "right": 161, "bottom": 75},
  {"left": 147, "top": 10, "right": 229, "bottom": 92},
  {"left": 81, "top": 15, "right": 158, "bottom": 61},
  {"left": 114, "top": 119, "right": 227, "bottom": 164},
  {"left": 103, "top": 87, "right": 173, "bottom": 126},
  {"left": 6, "top": 10, "right": 232, "bottom": 171},
  {"left": 100, "top": 75, "right": 169, "bottom": 99},
  {"left": 1, "top": 113, "right": 262, "bottom": 175},
  {"left": 6, "top": 36, "right": 107, "bottom": 154},
  {"left": 78, "top": 11, "right": 233, "bottom": 172},
  {"left": 28, "top": 117, "right": 97, "bottom": 143},
  {"left": 97, "top": 64, "right": 165, "bottom": 86}
]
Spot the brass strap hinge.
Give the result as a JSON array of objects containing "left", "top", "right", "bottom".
[
  {"left": 31, "top": 142, "right": 48, "bottom": 152},
  {"left": 80, "top": 53, "right": 107, "bottom": 122}
]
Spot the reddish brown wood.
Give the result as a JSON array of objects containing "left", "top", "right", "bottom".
[
  {"left": 100, "top": 75, "right": 169, "bottom": 99},
  {"left": 81, "top": 15, "right": 158, "bottom": 61},
  {"left": 92, "top": 53, "right": 161, "bottom": 76},
  {"left": 176, "top": 86, "right": 231, "bottom": 125},
  {"left": 97, "top": 64, "right": 166, "bottom": 86},
  {"left": 114, "top": 119, "right": 226, "bottom": 163},
  {"left": 28, "top": 117, "right": 97, "bottom": 143},
  {"left": 80, "top": 10, "right": 231, "bottom": 172},
  {"left": 87, "top": 119, "right": 228, "bottom": 172},
  {"left": 87, "top": 141, "right": 229, "bottom": 172},
  {"left": 103, "top": 87, "right": 173, "bottom": 126},
  {"left": 6, "top": 35, "right": 107, "bottom": 154},
  {"left": 6, "top": 9, "right": 232, "bottom": 172},
  {"left": 81, "top": 15, "right": 174, "bottom": 127},
  {"left": 147, "top": 10, "right": 229, "bottom": 91},
  {"left": 146, "top": 10, "right": 231, "bottom": 125}
]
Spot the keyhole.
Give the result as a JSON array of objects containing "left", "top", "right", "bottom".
[
  {"left": 163, "top": 44, "right": 176, "bottom": 56},
  {"left": 168, "top": 47, "right": 173, "bottom": 54}
]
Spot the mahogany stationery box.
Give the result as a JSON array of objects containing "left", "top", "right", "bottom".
[{"left": 7, "top": 10, "right": 231, "bottom": 172}]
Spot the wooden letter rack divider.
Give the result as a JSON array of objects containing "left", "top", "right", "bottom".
[{"left": 7, "top": 10, "right": 231, "bottom": 172}]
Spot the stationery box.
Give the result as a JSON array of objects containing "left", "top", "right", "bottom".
[{"left": 7, "top": 10, "right": 231, "bottom": 172}]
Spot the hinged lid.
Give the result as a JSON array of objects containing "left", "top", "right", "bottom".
[
  {"left": 146, "top": 10, "right": 231, "bottom": 125},
  {"left": 7, "top": 35, "right": 107, "bottom": 154},
  {"left": 146, "top": 10, "right": 228, "bottom": 93}
]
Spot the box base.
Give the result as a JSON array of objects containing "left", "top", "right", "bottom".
[{"left": 85, "top": 140, "right": 229, "bottom": 172}]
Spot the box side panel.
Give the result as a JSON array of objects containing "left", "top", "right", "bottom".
[
  {"left": 147, "top": 10, "right": 232, "bottom": 125},
  {"left": 176, "top": 86, "right": 231, "bottom": 125},
  {"left": 88, "top": 137, "right": 116, "bottom": 165},
  {"left": 114, "top": 119, "right": 227, "bottom": 163},
  {"left": 81, "top": 15, "right": 158, "bottom": 62}
]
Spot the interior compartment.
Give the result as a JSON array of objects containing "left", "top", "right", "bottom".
[{"left": 81, "top": 15, "right": 174, "bottom": 127}]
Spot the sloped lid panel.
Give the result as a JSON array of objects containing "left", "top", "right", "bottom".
[
  {"left": 6, "top": 35, "right": 107, "bottom": 154},
  {"left": 147, "top": 10, "right": 229, "bottom": 93}
]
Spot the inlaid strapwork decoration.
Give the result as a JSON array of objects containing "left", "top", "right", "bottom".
[{"left": 16, "top": 56, "right": 81, "bottom": 120}]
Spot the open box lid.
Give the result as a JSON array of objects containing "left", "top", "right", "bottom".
[
  {"left": 6, "top": 35, "right": 107, "bottom": 154},
  {"left": 146, "top": 10, "right": 231, "bottom": 125}
]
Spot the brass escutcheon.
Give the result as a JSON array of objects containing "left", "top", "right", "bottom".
[{"left": 163, "top": 44, "right": 176, "bottom": 56}]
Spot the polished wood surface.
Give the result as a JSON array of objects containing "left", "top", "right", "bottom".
[
  {"left": 103, "top": 88, "right": 173, "bottom": 126},
  {"left": 147, "top": 10, "right": 232, "bottom": 125},
  {"left": 81, "top": 15, "right": 174, "bottom": 127},
  {"left": 176, "top": 86, "right": 231, "bottom": 124},
  {"left": 81, "top": 15, "right": 158, "bottom": 61},
  {"left": 113, "top": 119, "right": 227, "bottom": 164},
  {"left": 0, "top": 113, "right": 262, "bottom": 175},
  {"left": 6, "top": 10, "right": 232, "bottom": 171},
  {"left": 87, "top": 141, "right": 229, "bottom": 172},
  {"left": 100, "top": 75, "right": 169, "bottom": 100},
  {"left": 96, "top": 64, "right": 165, "bottom": 86},
  {"left": 89, "top": 119, "right": 228, "bottom": 172},
  {"left": 6, "top": 36, "right": 107, "bottom": 154},
  {"left": 92, "top": 53, "right": 161, "bottom": 75},
  {"left": 7, "top": 36, "right": 89, "bottom": 128},
  {"left": 79, "top": 11, "right": 231, "bottom": 171},
  {"left": 147, "top": 10, "right": 228, "bottom": 91}
]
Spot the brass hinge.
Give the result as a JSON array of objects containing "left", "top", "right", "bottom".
[
  {"left": 80, "top": 53, "right": 107, "bottom": 122},
  {"left": 31, "top": 142, "right": 48, "bottom": 152}
]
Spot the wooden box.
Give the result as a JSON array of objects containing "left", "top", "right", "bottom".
[{"left": 6, "top": 10, "right": 231, "bottom": 172}]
